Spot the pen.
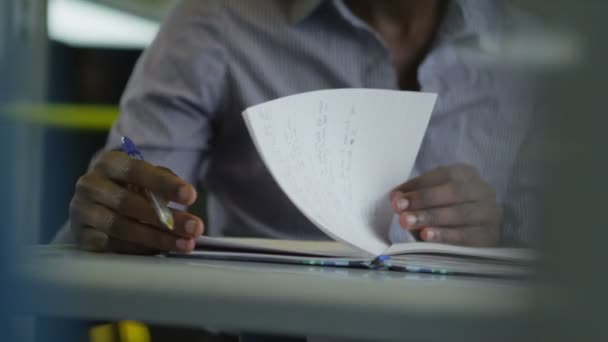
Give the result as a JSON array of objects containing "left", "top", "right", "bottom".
[{"left": 121, "top": 136, "right": 174, "bottom": 230}]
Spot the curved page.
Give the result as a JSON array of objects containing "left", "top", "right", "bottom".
[{"left": 243, "top": 89, "right": 436, "bottom": 256}]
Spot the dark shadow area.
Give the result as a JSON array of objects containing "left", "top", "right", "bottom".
[
  {"left": 40, "top": 41, "right": 141, "bottom": 242},
  {"left": 48, "top": 41, "right": 141, "bottom": 103}
]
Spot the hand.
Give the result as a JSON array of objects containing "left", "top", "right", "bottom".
[
  {"left": 69, "top": 151, "right": 204, "bottom": 254},
  {"left": 390, "top": 164, "right": 501, "bottom": 246}
]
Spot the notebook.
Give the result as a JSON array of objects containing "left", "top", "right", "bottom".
[{"left": 184, "top": 89, "right": 533, "bottom": 277}]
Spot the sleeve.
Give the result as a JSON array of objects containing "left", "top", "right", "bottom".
[
  {"left": 500, "top": 119, "right": 543, "bottom": 247},
  {"left": 389, "top": 4, "right": 546, "bottom": 247},
  {"left": 106, "top": 0, "right": 227, "bottom": 184},
  {"left": 53, "top": 0, "right": 227, "bottom": 243}
]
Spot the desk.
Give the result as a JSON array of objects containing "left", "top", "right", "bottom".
[{"left": 17, "top": 245, "right": 533, "bottom": 341}]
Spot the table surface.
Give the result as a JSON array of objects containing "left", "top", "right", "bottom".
[{"left": 17, "top": 245, "right": 534, "bottom": 341}]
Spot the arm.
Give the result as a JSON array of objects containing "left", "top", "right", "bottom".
[
  {"left": 57, "top": 0, "right": 228, "bottom": 253},
  {"left": 107, "top": 0, "right": 227, "bottom": 183}
]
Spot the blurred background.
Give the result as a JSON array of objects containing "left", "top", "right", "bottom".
[
  {"left": 1, "top": 2, "right": 174, "bottom": 338},
  {"left": 3, "top": 0, "right": 178, "bottom": 245},
  {"left": 1, "top": 1, "right": 607, "bottom": 342}
]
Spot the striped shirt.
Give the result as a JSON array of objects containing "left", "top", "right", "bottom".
[{"left": 60, "top": 0, "right": 540, "bottom": 245}]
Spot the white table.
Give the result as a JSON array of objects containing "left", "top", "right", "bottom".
[{"left": 17, "top": 245, "right": 533, "bottom": 341}]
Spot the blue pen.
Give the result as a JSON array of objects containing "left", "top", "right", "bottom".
[{"left": 121, "top": 136, "right": 174, "bottom": 230}]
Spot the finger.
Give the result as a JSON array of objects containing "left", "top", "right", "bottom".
[
  {"left": 399, "top": 202, "right": 501, "bottom": 230},
  {"left": 76, "top": 173, "right": 166, "bottom": 228},
  {"left": 171, "top": 209, "right": 205, "bottom": 238},
  {"left": 73, "top": 201, "right": 195, "bottom": 253},
  {"left": 400, "top": 181, "right": 494, "bottom": 211},
  {"left": 75, "top": 176, "right": 204, "bottom": 239},
  {"left": 93, "top": 151, "right": 197, "bottom": 205},
  {"left": 126, "top": 183, "right": 143, "bottom": 194},
  {"left": 156, "top": 166, "right": 178, "bottom": 177},
  {"left": 390, "top": 193, "right": 411, "bottom": 212},
  {"left": 393, "top": 164, "right": 479, "bottom": 194},
  {"left": 420, "top": 226, "right": 500, "bottom": 247},
  {"left": 78, "top": 227, "right": 109, "bottom": 252}
]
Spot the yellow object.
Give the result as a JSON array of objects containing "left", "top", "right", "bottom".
[
  {"left": 89, "top": 323, "right": 114, "bottom": 342},
  {"left": 89, "top": 320, "right": 150, "bottom": 342},
  {"left": 2, "top": 103, "right": 119, "bottom": 130}
]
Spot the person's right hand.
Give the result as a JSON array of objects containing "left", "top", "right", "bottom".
[{"left": 69, "top": 151, "right": 203, "bottom": 254}]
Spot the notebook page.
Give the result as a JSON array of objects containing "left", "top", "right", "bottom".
[
  {"left": 243, "top": 89, "right": 436, "bottom": 256},
  {"left": 384, "top": 242, "right": 535, "bottom": 262},
  {"left": 196, "top": 237, "right": 363, "bottom": 258}
]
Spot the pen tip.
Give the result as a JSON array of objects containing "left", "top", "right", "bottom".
[{"left": 165, "top": 216, "right": 174, "bottom": 230}]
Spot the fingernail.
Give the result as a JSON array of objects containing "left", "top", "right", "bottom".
[
  {"left": 405, "top": 214, "right": 417, "bottom": 226},
  {"left": 396, "top": 198, "right": 409, "bottom": 211},
  {"left": 176, "top": 238, "right": 193, "bottom": 251},
  {"left": 425, "top": 229, "right": 436, "bottom": 241},
  {"left": 178, "top": 185, "right": 193, "bottom": 202},
  {"left": 185, "top": 220, "right": 199, "bottom": 235}
]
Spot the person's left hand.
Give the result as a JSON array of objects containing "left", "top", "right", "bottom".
[{"left": 390, "top": 164, "right": 501, "bottom": 246}]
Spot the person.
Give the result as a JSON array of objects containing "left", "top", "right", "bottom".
[{"left": 57, "top": 0, "right": 536, "bottom": 254}]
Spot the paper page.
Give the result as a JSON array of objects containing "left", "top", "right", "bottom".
[
  {"left": 384, "top": 242, "right": 535, "bottom": 262},
  {"left": 185, "top": 250, "right": 371, "bottom": 268},
  {"left": 196, "top": 237, "right": 363, "bottom": 258},
  {"left": 243, "top": 89, "right": 436, "bottom": 256},
  {"left": 386, "top": 257, "right": 531, "bottom": 277}
]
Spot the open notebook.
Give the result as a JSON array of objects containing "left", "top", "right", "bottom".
[{"left": 183, "top": 89, "right": 533, "bottom": 277}]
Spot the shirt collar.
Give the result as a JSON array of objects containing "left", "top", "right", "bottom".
[
  {"left": 288, "top": 0, "right": 379, "bottom": 31},
  {"left": 288, "top": 0, "right": 324, "bottom": 24},
  {"left": 288, "top": 0, "right": 505, "bottom": 37}
]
